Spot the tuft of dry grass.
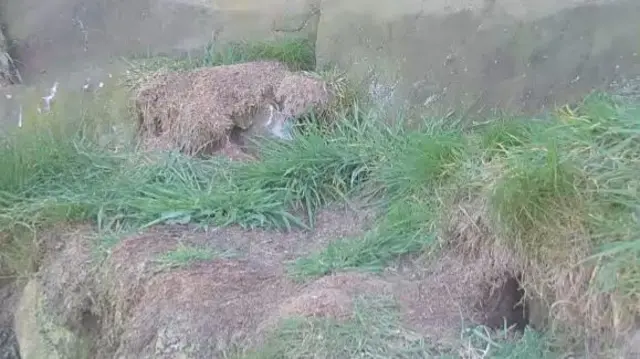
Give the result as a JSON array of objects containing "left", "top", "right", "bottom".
[
  {"left": 134, "top": 61, "right": 290, "bottom": 155},
  {"left": 121, "top": 38, "right": 316, "bottom": 92},
  {"left": 434, "top": 93, "right": 640, "bottom": 354}
]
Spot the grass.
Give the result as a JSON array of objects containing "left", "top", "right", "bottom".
[
  {"left": 238, "top": 296, "right": 436, "bottom": 359},
  {"left": 154, "top": 243, "right": 234, "bottom": 270},
  {"left": 1, "top": 39, "right": 639, "bottom": 357},
  {"left": 237, "top": 296, "right": 555, "bottom": 359},
  {"left": 290, "top": 197, "right": 436, "bottom": 278},
  {"left": 122, "top": 37, "right": 315, "bottom": 90},
  {"left": 460, "top": 326, "right": 555, "bottom": 359}
]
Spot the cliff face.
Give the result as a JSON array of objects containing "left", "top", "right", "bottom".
[{"left": 1, "top": 0, "right": 639, "bottom": 115}]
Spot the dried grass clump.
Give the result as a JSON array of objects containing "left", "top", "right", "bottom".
[
  {"left": 0, "top": 30, "right": 20, "bottom": 86},
  {"left": 134, "top": 61, "right": 338, "bottom": 156},
  {"left": 444, "top": 171, "right": 637, "bottom": 352},
  {"left": 276, "top": 72, "right": 332, "bottom": 120},
  {"left": 437, "top": 95, "right": 640, "bottom": 355},
  {"left": 441, "top": 196, "right": 526, "bottom": 319},
  {"left": 443, "top": 197, "right": 522, "bottom": 278},
  {"left": 135, "top": 61, "right": 290, "bottom": 155}
]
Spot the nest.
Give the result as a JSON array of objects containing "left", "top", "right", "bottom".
[{"left": 134, "top": 61, "right": 332, "bottom": 156}]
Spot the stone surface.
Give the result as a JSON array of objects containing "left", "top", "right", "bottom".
[
  {"left": 316, "top": 0, "right": 640, "bottom": 115},
  {"left": 13, "top": 280, "right": 89, "bottom": 359},
  {"left": 0, "top": 327, "right": 20, "bottom": 359},
  {"left": 2, "top": 0, "right": 640, "bottom": 116},
  {"left": 1, "top": 0, "right": 319, "bottom": 87}
]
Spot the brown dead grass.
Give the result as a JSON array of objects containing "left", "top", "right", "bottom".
[
  {"left": 16, "top": 196, "right": 603, "bottom": 358},
  {"left": 441, "top": 192, "right": 637, "bottom": 351},
  {"left": 94, "top": 229, "right": 186, "bottom": 358},
  {"left": 134, "top": 61, "right": 333, "bottom": 157},
  {"left": 276, "top": 72, "right": 332, "bottom": 120},
  {"left": 135, "top": 61, "right": 289, "bottom": 155},
  {"left": 87, "top": 204, "right": 378, "bottom": 357},
  {"left": 114, "top": 259, "right": 295, "bottom": 358},
  {"left": 273, "top": 273, "right": 393, "bottom": 322}
]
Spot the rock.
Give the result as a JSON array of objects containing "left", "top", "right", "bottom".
[
  {"left": 316, "top": 0, "right": 640, "bottom": 115},
  {"left": 0, "top": 29, "right": 15, "bottom": 87},
  {"left": 12, "top": 228, "right": 97, "bottom": 359},
  {"left": 2, "top": 0, "right": 319, "bottom": 88},
  {"left": 623, "top": 329, "right": 640, "bottom": 358},
  {"left": 0, "top": 328, "right": 20, "bottom": 359},
  {"left": 14, "top": 280, "right": 89, "bottom": 359},
  {"left": 4, "top": 0, "right": 640, "bottom": 116}
]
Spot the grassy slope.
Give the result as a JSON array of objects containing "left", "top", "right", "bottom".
[{"left": 1, "top": 39, "right": 638, "bottom": 358}]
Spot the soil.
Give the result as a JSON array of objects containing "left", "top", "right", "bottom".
[
  {"left": 0, "top": 198, "right": 540, "bottom": 359},
  {"left": 479, "top": 274, "right": 528, "bottom": 332}
]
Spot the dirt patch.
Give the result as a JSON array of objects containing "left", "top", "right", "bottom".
[
  {"left": 104, "top": 255, "right": 398, "bottom": 358},
  {"left": 10, "top": 198, "right": 541, "bottom": 358},
  {"left": 362, "top": 196, "right": 535, "bottom": 346},
  {"left": 271, "top": 272, "right": 393, "bottom": 322},
  {"left": 385, "top": 254, "right": 526, "bottom": 346},
  {"left": 112, "top": 259, "right": 295, "bottom": 358},
  {"left": 84, "top": 203, "right": 376, "bottom": 357},
  {"left": 429, "top": 192, "right": 639, "bottom": 352},
  {"left": 152, "top": 201, "right": 378, "bottom": 267},
  {"left": 134, "top": 61, "right": 332, "bottom": 158}
]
